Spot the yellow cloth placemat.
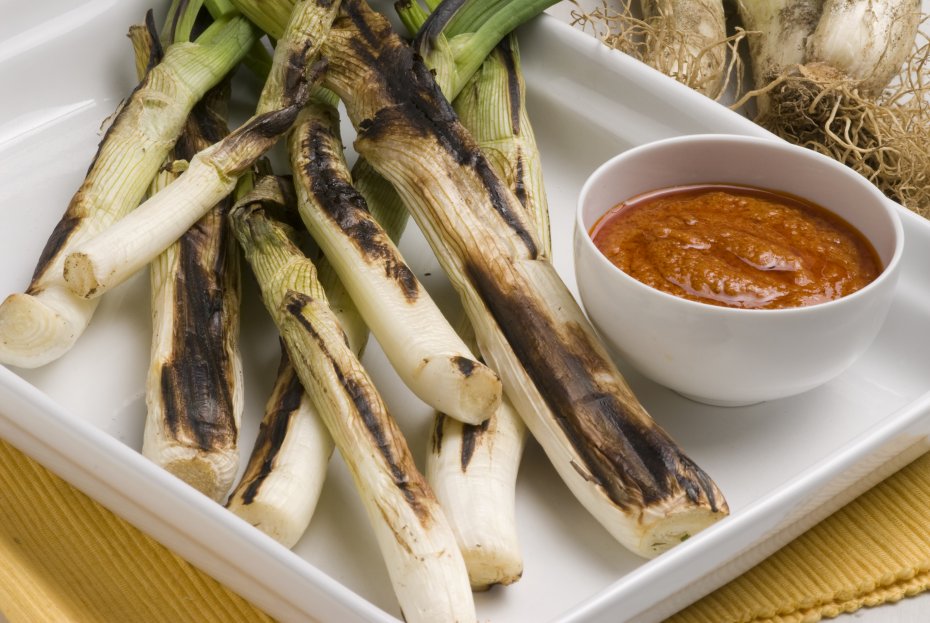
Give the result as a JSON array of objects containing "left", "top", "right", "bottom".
[
  {"left": 670, "top": 451, "right": 930, "bottom": 623},
  {"left": 0, "top": 435, "right": 927, "bottom": 622},
  {"left": 0, "top": 438, "right": 273, "bottom": 623}
]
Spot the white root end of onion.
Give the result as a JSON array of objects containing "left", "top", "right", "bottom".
[
  {"left": 462, "top": 543, "right": 523, "bottom": 592},
  {"left": 152, "top": 449, "right": 239, "bottom": 503},
  {"left": 415, "top": 355, "right": 501, "bottom": 425},
  {"left": 169, "top": 457, "right": 236, "bottom": 502},
  {"left": 635, "top": 502, "right": 725, "bottom": 557},
  {"left": 228, "top": 496, "right": 309, "bottom": 548},
  {"left": 806, "top": 0, "right": 921, "bottom": 95},
  {"left": 61, "top": 253, "right": 101, "bottom": 299},
  {"left": 0, "top": 287, "right": 98, "bottom": 368},
  {"left": 364, "top": 475, "right": 478, "bottom": 623},
  {"left": 226, "top": 391, "right": 334, "bottom": 548},
  {"left": 428, "top": 399, "right": 526, "bottom": 590}
]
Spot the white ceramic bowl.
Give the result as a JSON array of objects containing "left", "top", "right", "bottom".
[{"left": 574, "top": 134, "right": 904, "bottom": 406}]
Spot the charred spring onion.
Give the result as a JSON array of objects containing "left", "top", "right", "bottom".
[
  {"left": 228, "top": 193, "right": 476, "bottom": 623},
  {"left": 226, "top": 346, "right": 334, "bottom": 547},
  {"left": 288, "top": 91, "right": 502, "bottom": 425},
  {"left": 324, "top": 0, "right": 728, "bottom": 557},
  {"left": 432, "top": 31, "right": 551, "bottom": 589},
  {"left": 60, "top": 0, "right": 338, "bottom": 300},
  {"left": 225, "top": 176, "right": 340, "bottom": 548},
  {"left": 0, "top": 9, "right": 257, "bottom": 368},
  {"left": 140, "top": 11, "right": 245, "bottom": 502},
  {"left": 394, "top": 0, "right": 549, "bottom": 583},
  {"left": 144, "top": 151, "right": 245, "bottom": 503}
]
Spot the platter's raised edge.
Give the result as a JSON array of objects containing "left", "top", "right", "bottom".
[{"left": 0, "top": 364, "right": 397, "bottom": 623}]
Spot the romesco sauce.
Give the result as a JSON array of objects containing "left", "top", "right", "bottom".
[{"left": 590, "top": 184, "right": 882, "bottom": 309}]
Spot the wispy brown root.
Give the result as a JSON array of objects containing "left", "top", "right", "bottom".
[
  {"left": 736, "top": 18, "right": 930, "bottom": 216},
  {"left": 570, "top": 0, "right": 745, "bottom": 99}
]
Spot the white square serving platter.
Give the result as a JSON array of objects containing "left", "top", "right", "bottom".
[{"left": 2, "top": 2, "right": 930, "bottom": 622}]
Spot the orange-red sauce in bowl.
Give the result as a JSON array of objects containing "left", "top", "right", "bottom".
[{"left": 590, "top": 184, "right": 882, "bottom": 309}]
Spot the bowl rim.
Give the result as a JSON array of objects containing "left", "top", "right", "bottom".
[{"left": 575, "top": 133, "right": 906, "bottom": 316}]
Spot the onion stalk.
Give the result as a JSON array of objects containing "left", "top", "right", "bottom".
[
  {"left": 324, "top": 0, "right": 728, "bottom": 558},
  {"left": 394, "top": 10, "right": 551, "bottom": 583},
  {"left": 0, "top": 8, "right": 257, "bottom": 368},
  {"left": 226, "top": 175, "right": 366, "bottom": 548},
  {"left": 432, "top": 32, "right": 550, "bottom": 588},
  {"left": 60, "top": 0, "right": 340, "bottom": 300},
  {"left": 287, "top": 91, "right": 502, "bottom": 425},
  {"left": 225, "top": 344, "right": 334, "bottom": 547},
  {"left": 127, "top": 7, "right": 244, "bottom": 502},
  {"left": 228, "top": 193, "right": 476, "bottom": 623},
  {"left": 142, "top": 43, "right": 245, "bottom": 503},
  {"left": 393, "top": 3, "right": 535, "bottom": 587}
]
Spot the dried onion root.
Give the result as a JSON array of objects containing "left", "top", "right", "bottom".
[
  {"left": 571, "top": 0, "right": 745, "bottom": 99},
  {"left": 736, "top": 1, "right": 930, "bottom": 215}
]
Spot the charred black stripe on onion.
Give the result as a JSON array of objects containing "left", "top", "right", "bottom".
[
  {"left": 299, "top": 116, "right": 420, "bottom": 301},
  {"left": 498, "top": 40, "right": 522, "bottom": 133},
  {"left": 431, "top": 414, "right": 446, "bottom": 454},
  {"left": 452, "top": 355, "right": 475, "bottom": 377},
  {"left": 158, "top": 209, "right": 239, "bottom": 453},
  {"left": 495, "top": 41, "right": 531, "bottom": 212},
  {"left": 237, "top": 355, "right": 305, "bottom": 505},
  {"left": 414, "top": 0, "right": 468, "bottom": 55},
  {"left": 341, "top": 7, "right": 539, "bottom": 258},
  {"left": 285, "top": 291, "right": 433, "bottom": 522},
  {"left": 465, "top": 263, "right": 720, "bottom": 511},
  {"left": 458, "top": 417, "right": 490, "bottom": 470}
]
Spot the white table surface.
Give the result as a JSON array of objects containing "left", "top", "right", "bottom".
[{"left": 847, "top": 595, "right": 930, "bottom": 622}]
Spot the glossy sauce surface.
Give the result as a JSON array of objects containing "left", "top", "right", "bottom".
[{"left": 590, "top": 184, "right": 882, "bottom": 309}]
